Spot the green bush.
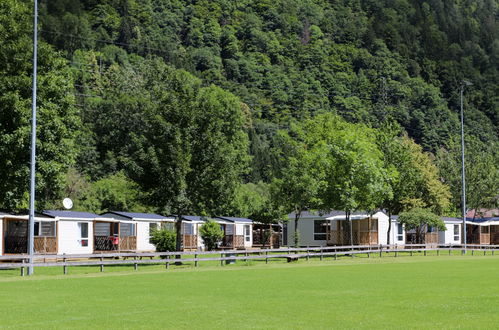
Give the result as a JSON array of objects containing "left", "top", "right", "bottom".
[
  {"left": 150, "top": 228, "right": 176, "bottom": 252},
  {"left": 199, "top": 220, "right": 224, "bottom": 251}
]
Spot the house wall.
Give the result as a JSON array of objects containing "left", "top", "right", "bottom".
[
  {"left": 57, "top": 220, "right": 94, "bottom": 254},
  {"left": 136, "top": 221, "right": 159, "bottom": 252},
  {"left": 376, "top": 212, "right": 389, "bottom": 245},
  {"left": 389, "top": 221, "right": 406, "bottom": 245},
  {"left": 286, "top": 218, "right": 327, "bottom": 247},
  {"left": 439, "top": 223, "right": 461, "bottom": 244},
  {"left": 235, "top": 223, "right": 253, "bottom": 248}
]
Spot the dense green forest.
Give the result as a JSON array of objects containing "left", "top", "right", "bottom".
[{"left": 0, "top": 0, "right": 497, "bottom": 219}]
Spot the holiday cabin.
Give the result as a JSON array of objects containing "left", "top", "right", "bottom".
[{"left": 100, "top": 212, "right": 175, "bottom": 252}]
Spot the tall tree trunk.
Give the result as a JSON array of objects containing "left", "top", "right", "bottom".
[
  {"left": 175, "top": 217, "right": 183, "bottom": 265},
  {"left": 294, "top": 209, "right": 301, "bottom": 247}
]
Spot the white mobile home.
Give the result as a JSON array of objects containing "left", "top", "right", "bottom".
[
  {"left": 177, "top": 215, "right": 205, "bottom": 250},
  {"left": 286, "top": 210, "right": 390, "bottom": 247},
  {"left": 439, "top": 217, "right": 462, "bottom": 245},
  {"left": 215, "top": 217, "right": 253, "bottom": 249},
  {"left": 41, "top": 210, "right": 102, "bottom": 255},
  {"left": 100, "top": 212, "right": 175, "bottom": 252},
  {"left": 2, "top": 212, "right": 57, "bottom": 255}
]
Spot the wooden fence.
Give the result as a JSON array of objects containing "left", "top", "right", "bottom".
[{"left": 1, "top": 244, "right": 499, "bottom": 276}]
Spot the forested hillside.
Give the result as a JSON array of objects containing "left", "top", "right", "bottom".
[{"left": 0, "top": 0, "right": 497, "bottom": 218}]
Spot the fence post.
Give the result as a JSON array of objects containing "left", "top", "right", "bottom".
[
  {"left": 100, "top": 257, "right": 104, "bottom": 272},
  {"left": 395, "top": 249, "right": 398, "bottom": 258},
  {"left": 424, "top": 249, "right": 427, "bottom": 256},
  {"left": 437, "top": 248, "right": 440, "bottom": 256},
  {"left": 265, "top": 251, "right": 269, "bottom": 264},
  {"left": 449, "top": 245, "right": 452, "bottom": 256},
  {"left": 166, "top": 255, "right": 170, "bottom": 269},
  {"left": 334, "top": 248, "right": 337, "bottom": 260},
  {"left": 379, "top": 245, "right": 382, "bottom": 258},
  {"left": 320, "top": 248, "right": 323, "bottom": 261},
  {"left": 472, "top": 249, "right": 474, "bottom": 256},
  {"left": 21, "top": 259, "right": 25, "bottom": 277},
  {"left": 63, "top": 254, "right": 68, "bottom": 275},
  {"left": 134, "top": 256, "right": 138, "bottom": 271},
  {"left": 306, "top": 247, "right": 310, "bottom": 261},
  {"left": 195, "top": 253, "right": 198, "bottom": 267},
  {"left": 220, "top": 253, "right": 224, "bottom": 267}
]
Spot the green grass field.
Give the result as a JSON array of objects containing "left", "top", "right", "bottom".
[{"left": 1, "top": 254, "right": 499, "bottom": 329}]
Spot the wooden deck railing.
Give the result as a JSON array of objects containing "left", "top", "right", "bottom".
[{"left": 2, "top": 243, "right": 499, "bottom": 276}]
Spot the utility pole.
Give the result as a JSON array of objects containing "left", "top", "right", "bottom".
[
  {"left": 460, "top": 80, "right": 472, "bottom": 254},
  {"left": 28, "top": 0, "right": 38, "bottom": 275}
]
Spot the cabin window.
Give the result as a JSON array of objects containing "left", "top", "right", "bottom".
[
  {"left": 481, "top": 226, "right": 489, "bottom": 234},
  {"left": 120, "top": 223, "right": 135, "bottom": 237},
  {"left": 314, "top": 220, "right": 327, "bottom": 240},
  {"left": 244, "top": 225, "right": 251, "bottom": 242},
  {"left": 161, "top": 222, "right": 174, "bottom": 231},
  {"left": 453, "top": 225, "right": 459, "bottom": 241},
  {"left": 79, "top": 222, "right": 88, "bottom": 247},
  {"left": 149, "top": 223, "right": 158, "bottom": 243},
  {"left": 397, "top": 224, "right": 404, "bottom": 241},
  {"left": 183, "top": 223, "right": 194, "bottom": 235}
]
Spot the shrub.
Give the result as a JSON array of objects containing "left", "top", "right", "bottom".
[
  {"left": 199, "top": 219, "right": 224, "bottom": 251},
  {"left": 150, "top": 228, "right": 176, "bottom": 252}
]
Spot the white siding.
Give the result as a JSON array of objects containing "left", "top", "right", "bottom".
[
  {"left": 376, "top": 212, "right": 389, "bottom": 245},
  {"left": 390, "top": 221, "right": 406, "bottom": 245},
  {"left": 57, "top": 220, "right": 94, "bottom": 254},
  {"left": 439, "top": 223, "right": 461, "bottom": 244},
  {"left": 136, "top": 221, "right": 159, "bottom": 252},
  {"left": 286, "top": 218, "right": 326, "bottom": 247}
]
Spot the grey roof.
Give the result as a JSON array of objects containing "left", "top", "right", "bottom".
[
  {"left": 103, "top": 211, "right": 168, "bottom": 220},
  {"left": 216, "top": 216, "right": 253, "bottom": 223},
  {"left": 42, "top": 210, "right": 100, "bottom": 219},
  {"left": 288, "top": 210, "right": 377, "bottom": 219},
  {"left": 179, "top": 215, "right": 205, "bottom": 222},
  {"left": 442, "top": 217, "right": 461, "bottom": 222}
]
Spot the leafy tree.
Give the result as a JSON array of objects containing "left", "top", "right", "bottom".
[
  {"left": 0, "top": 0, "right": 79, "bottom": 211},
  {"left": 150, "top": 228, "right": 176, "bottom": 252},
  {"left": 271, "top": 124, "right": 328, "bottom": 247},
  {"left": 397, "top": 208, "right": 446, "bottom": 244},
  {"left": 436, "top": 136, "right": 499, "bottom": 214},
  {"left": 377, "top": 125, "right": 451, "bottom": 243},
  {"left": 199, "top": 219, "right": 224, "bottom": 251}
]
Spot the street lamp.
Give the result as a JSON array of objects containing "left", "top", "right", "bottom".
[
  {"left": 28, "top": 0, "right": 39, "bottom": 275},
  {"left": 460, "top": 80, "right": 472, "bottom": 253}
]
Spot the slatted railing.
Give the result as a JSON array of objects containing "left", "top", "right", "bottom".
[{"left": 2, "top": 244, "right": 499, "bottom": 276}]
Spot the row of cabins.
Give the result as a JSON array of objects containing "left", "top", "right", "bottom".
[
  {"left": 284, "top": 211, "right": 494, "bottom": 247},
  {"left": 0, "top": 211, "right": 253, "bottom": 256}
]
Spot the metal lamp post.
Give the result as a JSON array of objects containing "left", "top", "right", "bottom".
[
  {"left": 28, "top": 0, "right": 38, "bottom": 275},
  {"left": 460, "top": 80, "right": 472, "bottom": 253}
]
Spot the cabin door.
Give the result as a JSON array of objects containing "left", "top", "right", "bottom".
[{"left": 4, "top": 220, "right": 28, "bottom": 254}]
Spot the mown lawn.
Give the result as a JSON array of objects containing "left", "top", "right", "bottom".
[{"left": 1, "top": 255, "right": 498, "bottom": 329}]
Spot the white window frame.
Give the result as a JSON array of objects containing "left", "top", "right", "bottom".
[
  {"left": 78, "top": 222, "right": 89, "bottom": 247},
  {"left": 244, "top": 225, "right": 251, "bottom": 242},
  {"left": 397, "top": 223, "right": 404, "bottom": 241},
  {"left": 313, "top": 220, "right": 327, "bottom": 241},
  {"left": 453, "top": 224, "right": 460, "bottom": 241},
  {"left": 149, "top": 223, "right": 158, "bottom": 243}
]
